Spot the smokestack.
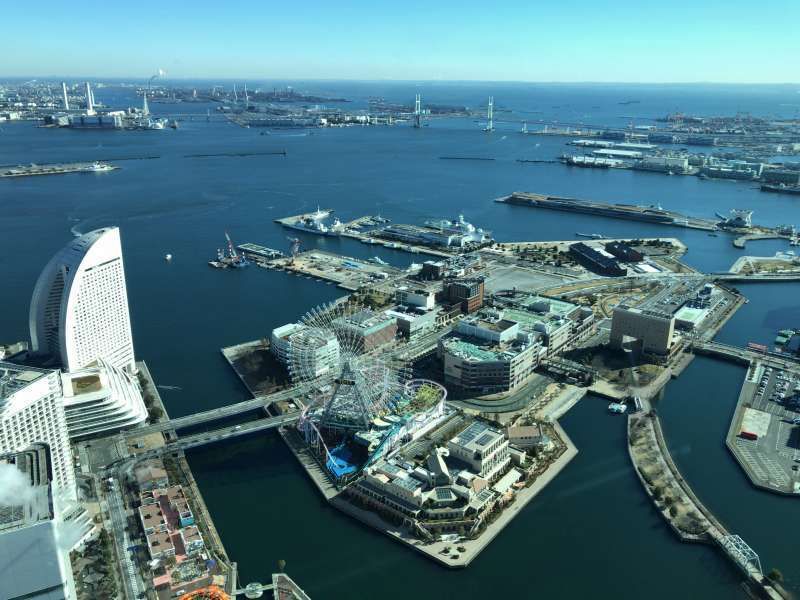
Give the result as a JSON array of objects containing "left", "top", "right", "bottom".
[
  {"left": 61, "top": 82, "right": 69, "bottom": 110},
  {"left": 85, "top": 82, "right": 94, "bottom": 114}
]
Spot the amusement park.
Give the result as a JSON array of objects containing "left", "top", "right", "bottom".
[{"left": 288, "top": 301, "right": 452, "bottom": 484}]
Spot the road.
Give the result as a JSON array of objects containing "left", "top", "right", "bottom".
[
  {"left": 131, "top": 412, "right": 301, "bottom": 461},
  {"left": 106, "top": 475, "right": 144, "bottom": 600},
  {"left": 126, "top": 385, "right": 310, "bottom": 439}
]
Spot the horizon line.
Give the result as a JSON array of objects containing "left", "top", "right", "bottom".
[{"left": 2, "top": 76, "right": 800, "bottom": 86}]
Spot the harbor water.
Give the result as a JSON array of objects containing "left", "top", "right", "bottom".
[{"left": 1, "top": 82, "right": 799, "bottom": 597}]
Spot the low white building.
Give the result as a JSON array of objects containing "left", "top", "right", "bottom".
[{"left": 447, "top": 421, "right": 510, "bottom": 482}]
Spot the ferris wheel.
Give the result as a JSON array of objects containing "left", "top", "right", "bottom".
[{"left": 291, "top": 300, "right": 411, "bottom": 431}]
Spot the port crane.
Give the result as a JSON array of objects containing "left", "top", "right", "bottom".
[{"left": 287, "top": 236, "right": 301, "bottom": 265}]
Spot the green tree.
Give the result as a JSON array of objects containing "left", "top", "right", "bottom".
[{"left": 767, "top": 568, "right": 783, "bottom": 583}]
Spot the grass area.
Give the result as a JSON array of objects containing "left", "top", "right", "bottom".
[{"left": 71, "top": 374, "right": 102, "bottom": 394}]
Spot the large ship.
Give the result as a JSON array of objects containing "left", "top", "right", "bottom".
[
  {"left": 423, "top": 214, "right": 492, "bottom": 244},
  {"left": 283, "top": 208, "right": 345, "bottom": 237}
]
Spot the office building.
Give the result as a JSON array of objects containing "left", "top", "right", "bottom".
[
  {"left": 443, "top": 278, "right": 485, "bottom": 313},
  {"left": 30, "top": 227, "right": 136, "bottom": 374},
  {"left": 333, "top": 309, "right": 397, "bottom": 352},
  {"left": 609, "top": 305, "right": 676, "bottom": 355},
  {"left": 0, "top": 444, "right": 92, "bottom": 600}
]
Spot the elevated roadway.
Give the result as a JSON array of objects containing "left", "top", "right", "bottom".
[
  {"left": 125, "top": 385, "right": 310, "bottom": 439},
  {"left": 691, "top": 341, "right": 800, "bottom": 369},
  {"left": 130, "top": 412, "right": 301, "bottom": 461}
]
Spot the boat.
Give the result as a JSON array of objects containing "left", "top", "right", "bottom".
[
  {"left": 761, "top": 183, "right": 800, "bottom": 195},
  {"left": 84, "top": 161, "right": 114, "bottom": 173},
  {"left": 575, "top": 232, "right": 606, "bottom": 239},
  {"left": 608, "top": 402, "right": 627, "bottom": 414},
  {"left": 164, "top": 254, "right": 173, "bottom": 262},
  {"left": 369, "top": 256, "right": 388, "bottom": 265},
  {"left": 209, "top": 232, "right": 250, "bottom": 268},
  {"left": 281, "top": 207, "right": 340, "bottom": 237}
]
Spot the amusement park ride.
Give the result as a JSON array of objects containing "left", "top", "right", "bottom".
[{"left": 288, "top": 301, "right": 448, "bottom": 483}]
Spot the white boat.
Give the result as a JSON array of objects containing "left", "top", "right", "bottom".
[
  {"left": 85, "top": 161, "right": 114, "bottom": 172},
  {"left": 608, "top": 402, "right": 627, "bottom": 414},
  {"left": 164, "top": 254, "right": 172, "bottom": 262}
]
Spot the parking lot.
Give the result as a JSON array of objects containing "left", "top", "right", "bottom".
[{"left": 728, "top": 361, "right": 800, "bottom": 494}]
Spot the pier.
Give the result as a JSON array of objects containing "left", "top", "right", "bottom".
[
  {"left": 497, "top": 191, "right": 719, "bottom": 231},
  {"left": 0, "top": 161, "right": 119, "bottom": 178}
]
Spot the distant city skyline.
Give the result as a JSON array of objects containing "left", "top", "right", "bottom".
[{"left": 5, "top": 0, "right": 799, "bottom": 83}]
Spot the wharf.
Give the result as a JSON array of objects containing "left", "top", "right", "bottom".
[
  {"left": 725, "top": 360, "right": 800, "bottom": 496},
  {"left": 265, "top": 249, "right": 405, "bottom": 291},
  {"left": 497, "top": 192, "right": 719, "bottom": 231},
  {"left": 732, "top": 233, "right": 792, "bottom": 249},
  {"left": 0, "top": 161, "right": 119, "bottom": 178}
]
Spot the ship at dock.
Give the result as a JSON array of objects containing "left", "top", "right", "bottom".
[{"left": 281, "top": 207, "right": 345, "bottom": 237}]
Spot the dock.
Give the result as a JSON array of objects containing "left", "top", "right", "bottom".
[
  {"left": 497, "top": 192, "right": 719, "bottom": 231},
  {"left": 265, "top": 249, "right": 405, "bottom": 291}
]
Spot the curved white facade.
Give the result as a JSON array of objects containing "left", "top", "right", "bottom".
[
  {"left": 30, "top": 227, "right": 136, "bottom": 373},
  {"left": 60, "top": 359, "right": 147, "bottom": 439}
]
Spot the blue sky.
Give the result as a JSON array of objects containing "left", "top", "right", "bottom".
[{"left": 5, "top": 0, "right": 799, "bottom": 82}]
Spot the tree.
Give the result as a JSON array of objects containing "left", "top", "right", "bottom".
[
  {"left": 149, "top": 405, "right": 164, "bottom": 420},
  {"left": 766, "top": 568, "right": 783, "bottom": 583}
]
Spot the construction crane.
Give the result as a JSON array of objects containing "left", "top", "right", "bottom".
[{"left": 287, "top": 236, "right": 301, "bottom": 265}]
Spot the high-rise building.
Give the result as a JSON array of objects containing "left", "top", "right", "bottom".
[
  {"left": 0, "top": 362, "right": 75, "bottom": 500},
  {"left": 0, "top": 444, "right": 88, "bottom": 600},
  {"left": 30, "top": 227, "right": 136, "bottom": 374}
]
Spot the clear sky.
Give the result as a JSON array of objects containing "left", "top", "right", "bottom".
[{"left": 6, "top": 0, "right": 799, "bottom": 83}]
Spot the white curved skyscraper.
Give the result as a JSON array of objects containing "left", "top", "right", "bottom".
[{"left": 30, "top": 227, "right": 136, "bottom": 374}]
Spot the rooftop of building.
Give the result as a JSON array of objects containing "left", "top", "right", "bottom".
[
  {"left": 338, "top": 308, "right": 395, "bottom": 330},
  {"left": 0, "top": 445, "right": 53, "bottom": 532},
  {"left": 450, "top": 421, "right": 505, "bottom": 453},
  {"left": 134, "top": 459, "right": 168, "bottom": 486},
  {"left": 441, "top": 336, "right": 527, "bottom": 362},
  {"left": 0, "top": 361, "right": 54, "bottom": 399}
]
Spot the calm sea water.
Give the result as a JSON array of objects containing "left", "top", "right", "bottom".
[{"left": 1, "top": 82, "right": 798, "bottom": 597}]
